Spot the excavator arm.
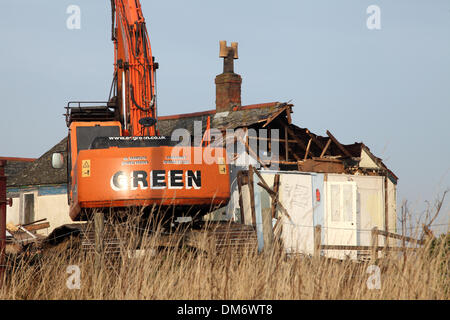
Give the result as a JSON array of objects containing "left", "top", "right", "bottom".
[{"left": 111, "top": 0, "right": 158, "bottom": 137}]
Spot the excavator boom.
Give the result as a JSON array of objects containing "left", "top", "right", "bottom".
[{"left": 112, "top": 0, "right": 157, "bottom": 136}]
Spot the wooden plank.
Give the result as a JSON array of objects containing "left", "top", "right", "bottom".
[
  {"left": 261, "top": 201, "right": 274, "bottom": 252},
  {"left": 297, "top": 158, "right": 345, "bottom": 173},
  {"left": 326, "top": 130, "right": 352, "bottom": 158},
  {"left": 384, "top": 176, "right": 389, "bottom": 247},
  {"left": 270, "top": 175, "right": 280, "bottom": 219},
  {"left": 257, "top": 182, "right": 276, "bottom": 197},
  {"left": 232, "top": 157, "right": 298, "bottom": 166},
  {"left": 237, "top": 171, "right": 245, "bottom": 224},
  {"left": 375, "top": 229, "right": 425, "bottom": 245},
  {"left": 320, "top": 245, "right": 418, "bottom": 251},
  {"left": 305, "top": 129, "right": 325, "bottom": 150},
  {"left": 284, "top": 126, "right": 289, "bottom": 161},
  {"left": 94, "top": 211, "right": 104, "bottom": 270},
  {"left": 304, "top": 138, "right": 312, "bottom": 160},
  {"left": 263, "top": 104, "right": 289, "bottom": 128},
  {"left": 248, "top": 166, "right": 257, "bottom": 226},
  {"left": 21, "top": 218, "right": 47, "bottom": 227},
  {"left": 311, "top": 157, "right": 342, "bottom": 163},
  {"left": 371, "top": 227, "right": 379, "bottom": 261},
  {"left": 320, "top": 138, "right": 332, "bottom": 158},
  {"left": 248, "top": 136, "right": 297, "bottom": 143},
  {"left": 252, "top": 169, "right": 271, "bottom": 193},
  {"left": 314, "top": 225, "right": 322, "bottom": 258},
  {"left": 265, "top": 160, "right": 298, "bottom": 165},
  {"left": 23, "top": 222, "right": 50, "bottom": 232}
]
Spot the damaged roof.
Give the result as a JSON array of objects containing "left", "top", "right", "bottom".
[
  {"left": 7, "top": 137, "right": 67, "bottom": 187},
  {"left": 7, "top": 101, "right": 397, "bottom": 187},
  {"left": 287, "top": 125, "right": 362, "bottom": 158},
  {"left": 7, "top": 103, "right": 284, "bottom": 187},
  {"left": 158, "top": 102, "right": 284, "bottom": 135}
]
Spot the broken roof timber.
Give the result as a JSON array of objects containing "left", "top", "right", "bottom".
[
  {"left": 280, "top": 120, "right": 315, "bottom": 158},
  {"left": 262, "top": 103, "right": 291, "bottom": 128},
  {"left": 326, "top": 130, "right": 352, "bottom": 158},
  {"left": 320, "top": 139, "right": 332, "bottom": 158}
]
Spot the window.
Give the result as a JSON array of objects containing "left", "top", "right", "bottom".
[
  {"left": 330, "top": 184, "right": 341, "bottom": 222},
  {"left": 76, "top": 126, "right": 120, "bottom": 153},
  {"left": 328, "top": 182, "right": 356, "bottom": 223}
]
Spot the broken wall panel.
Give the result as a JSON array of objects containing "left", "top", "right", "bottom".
[{"left": 297, "top": 158, "right": 345, "bottom": 173}]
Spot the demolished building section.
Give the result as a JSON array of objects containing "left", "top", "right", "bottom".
[{"left": 2, "top": 40, "right": 399, "bottom": 259}]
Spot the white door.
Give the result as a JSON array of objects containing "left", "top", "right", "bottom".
[{"left": 326, "top": 182, "right": 357, "bottom": 259}]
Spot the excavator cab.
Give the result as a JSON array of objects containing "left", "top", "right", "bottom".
[{"left": 61, "top": 102, "right": 230, "bottom": 222}]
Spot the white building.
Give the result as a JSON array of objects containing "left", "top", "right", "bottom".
[{"left": 5, "top": 138, "right": 72, "bottom": 235}]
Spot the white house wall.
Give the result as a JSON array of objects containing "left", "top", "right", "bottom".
[
  {"left": 36, "top": 194, "right": 72, "bottom": 235},
  {"left": 359, "top": 148, "right": 379, "bottom": 168},
  {"left": 6, "top": 195, "right": 20, "bottom": 225},
  {"left": 7, "top": 185, "right": 72, "bottom": 235}
]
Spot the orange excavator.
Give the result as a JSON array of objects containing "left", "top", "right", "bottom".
[{"left": 58, "top": 0, "right": 230, "bottom": 223}]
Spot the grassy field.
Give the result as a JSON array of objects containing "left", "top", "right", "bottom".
[{"left": 0, "top": 220, "right": 448, "bottom": 300}]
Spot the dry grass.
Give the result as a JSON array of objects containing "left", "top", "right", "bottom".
[{"left": 0, "top": 218, "right": 448, "bottom": 300}]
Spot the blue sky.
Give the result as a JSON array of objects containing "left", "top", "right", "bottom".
[{"left": 0, "top": 0, "right": 448, "bottom": 230}]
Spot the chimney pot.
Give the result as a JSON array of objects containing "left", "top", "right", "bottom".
[{"left": 215, "top": 41, "right": 241, "bottom": 113}]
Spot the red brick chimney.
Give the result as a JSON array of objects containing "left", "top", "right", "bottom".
[{"left": 215, "top": 41, "right": 241, "bottom": 113}]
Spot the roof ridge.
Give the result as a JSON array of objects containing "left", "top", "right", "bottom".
[{"left": 158, "top": 101, "right": 281, "bottom": 121}]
